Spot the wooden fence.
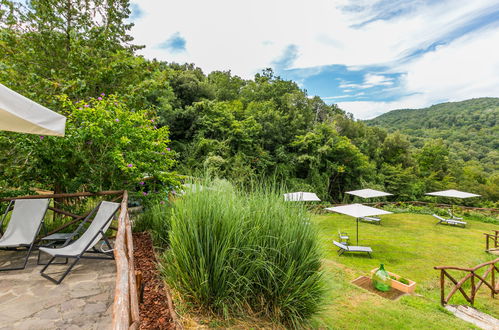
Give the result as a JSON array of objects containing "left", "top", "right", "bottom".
[
  {"left": 1, "top": 191, "right": 140, "bottom": 329},
  {"left": 364, "top": 201, "right": 499, "bottom": 214},
  {"left": 434, "top": 258, "right": 499, "bottom": 306},
  {"left": 111, "top": 190, "right": 141, "bottom": 329},
  {"left": 484, "top": 230, "right": 499, "bottom": 254}
]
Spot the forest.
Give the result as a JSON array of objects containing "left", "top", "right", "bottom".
[
  {"left": 0, "top": 0, "right": 497, "bottom": 206},
  {"left": 366, "top": 98, "right": 498, "bottom": 174}
]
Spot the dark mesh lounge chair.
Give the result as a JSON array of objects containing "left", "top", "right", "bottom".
[
  {"left": 39, "top": 201, "right": 120, "bottom": 284},
  {"left": 0, "top": 199, "right": 50, "bottom": 271}
]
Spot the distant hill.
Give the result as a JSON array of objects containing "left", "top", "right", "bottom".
[{"left": 365, "top": 98, "right": 499, "bottom": 172}]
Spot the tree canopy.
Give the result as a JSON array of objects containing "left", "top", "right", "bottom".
[{"left": 0, "top": 0, "right": 497, "bottom": 206}]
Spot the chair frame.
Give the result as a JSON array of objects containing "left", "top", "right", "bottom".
[
  {"left": 433, "top": 214, "right": 466, "bottom": 228},
  {"left": 39, "top": 201, "right": 118, "bottom": 284},
  {"left": 0, "top": 199, "right": 49, "bottom": 271},
  {"left": 333, "top": 240, "right": 373, "bottom": 258}
]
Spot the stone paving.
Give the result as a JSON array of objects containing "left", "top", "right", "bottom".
[{"left": 0, "top": 250, "right": 116, "bottom": 330}]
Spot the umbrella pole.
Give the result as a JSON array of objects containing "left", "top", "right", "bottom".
[{"left": 357, "top": 218, "right": 359, "bottom": 244}]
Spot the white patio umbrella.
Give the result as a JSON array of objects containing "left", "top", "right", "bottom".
[
  {"left": 425, "top": 189, "right": 481, "bottom": 199},
  {"left": 346, "top": 188, "right": 393, "bottom": 199},
  {"left": 425, "top": 189, "right": 480, "bottom": 218},
  {"left": 284, "top": 192, "right": 321, "bottom": 202},
  {"left": 0, "top": 83, "right": 66, "bottom": 136},
  {"left": 325, "top": 203, "right": 392, "bottom": 244}
]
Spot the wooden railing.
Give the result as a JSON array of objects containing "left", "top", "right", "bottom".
[
  {"left": 484, "top": 230, "right": 499, "bottom": 254},
  {"left": 365, "top": 201, "right": 499, "bottom": 214},
  {"left": 112, "top": 190, "right": 140, "bottom": 329},
  {"left": 434, "top": 258, "right": 499, "bottom": 306}
]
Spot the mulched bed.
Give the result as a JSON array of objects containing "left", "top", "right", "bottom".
[
  {"left": 351, "top": 276, "right": 406, "bottom": 300},
  {"left": 133, "top": 231, "right": 176, "bottom": 329}
]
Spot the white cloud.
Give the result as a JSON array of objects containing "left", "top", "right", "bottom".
[
  {"left": 337, "top": 94, "right": 432, "bottom": 120},
  {"left": 339, "top": 24, "right": 499, "bottom": 119},
  {"left": 130, "top": 0, "right": 499, "bottom": 118},
  {"left": 131, "top": 0, "right": 497, "bottom": 76}
]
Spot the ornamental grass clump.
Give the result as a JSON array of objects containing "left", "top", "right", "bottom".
[{"left": 162, "top": 181, "right": 324, "bottom": 327}]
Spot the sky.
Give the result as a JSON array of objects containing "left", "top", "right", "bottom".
[{"left": 129, "top": 0, "right": 499, "bottom": 119}]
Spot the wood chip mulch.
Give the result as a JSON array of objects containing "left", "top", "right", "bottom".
[{"left": 133, "top": 231, "right": 176, "bottom": 329}]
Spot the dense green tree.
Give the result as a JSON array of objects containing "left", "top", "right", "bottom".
[
  {"left": 0, "top": 0, "right": 144, "bottom": 106},
  {"left": 2, "top": 95, "right": 178, "bottom": 200}
]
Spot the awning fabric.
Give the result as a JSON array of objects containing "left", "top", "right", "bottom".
[
  {"left": 346, "top": 188, "right": 393, "bottom": 199},
  {"left": 425, "top": 189, "right": 480, "bottom": 199},
  {"left": 0, "top": 83, "right": 66, "bottom": 136},
  {"left": 284, "top": 192, "right": 321, "bottom": 201},
  {"left": 325, "top": 203, "right": 392, "bottom": 218}
]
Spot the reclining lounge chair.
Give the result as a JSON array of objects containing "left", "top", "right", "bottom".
[
  {"left": 333, "top": 240, "right": 372, "bottom": 258},
  {"left": 359, "top": 216, "right": 381, "bottom": 225},
  {"left": 39, "top": 201, "right": 120, "bottom": 284},
  {"left": 433, "top": 214, "right": 466, "bottom": 228},
  {"left": 0, "top": 199, "right": 50, "bottom": 271}
]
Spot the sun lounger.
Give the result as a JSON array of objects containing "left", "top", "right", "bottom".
[
  {"left": 338, "top": 230, "right": 349, "bottom": 244},
  {"left": 359, "top": 216, "right": 381, "bottom": 224},
  {"left": 433, "top": 214, "right": 466, "bottom": 228},
  {"left": 0, "top": 199, "right": 50, "bottom": 271},
  {"left": 447, "top": 209, "right": 463, "bottom": 220},
  {"left": 39, "top": 201, "right": 120, "bottom": 284},
  {"left": 333, "top": 240, "right": 372, "bottom": 257}
]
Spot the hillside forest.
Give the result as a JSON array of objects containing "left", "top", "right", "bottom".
[{"left": 0, "top": 0, "right": 497, "bottom": 206}]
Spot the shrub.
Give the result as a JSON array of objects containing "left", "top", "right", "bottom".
[
  {"left": 3, "top": 94, "right": 179, "bottom": 203},
  {"left": 133, "top": 202, "right": 172, "bottom": 248},
  {"left": 161, "top": 180, "right": 324, "bottom": 327}
]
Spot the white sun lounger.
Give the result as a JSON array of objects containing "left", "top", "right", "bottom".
[
  {"left": 359, "top": 216, "right": 381, "bottom": 224},
  {"left": 433, "top": 214, "right": 466, "bottom": 228},
  {"left": 333, "top": 240, "right": 372, "bottom": 257},
  {"left": 0, "top": 199, "right": 50, "bottom": 271},
  {"left": 39, "top": 201, "right": 120, "bottom": 284}
]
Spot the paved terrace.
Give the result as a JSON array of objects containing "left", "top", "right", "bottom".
[{"left": 0, "top": 251, "right": 115, "bottom": 330}]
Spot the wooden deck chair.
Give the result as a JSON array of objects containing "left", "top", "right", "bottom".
[
  {"left": 39, "top": 201, "right": 120, "bottom": 284},
  {"left": 0, "top": 199, "right": 50, "bottom": 271}
]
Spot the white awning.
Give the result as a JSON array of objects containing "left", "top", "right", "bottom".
[
  {"left": 325, "top": 203, "right": 392, "bottom": 218},
  {"left": 346, "top": 188, "right": 393, "bottom": 199},
  {"left": 284, "top": 192, "right": 321, "bottom": 201},
  {"left": 0, "top": 83, "right": 66, "bottom": 136},
  {"left": 425, "top": 189, "right": 480, "bottom": 199}
]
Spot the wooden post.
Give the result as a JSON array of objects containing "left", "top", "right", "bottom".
[
  {"left": 470, "top": 272, "right": 475, "bottom": 305},
  {"left": 125, "top": 212, "right": 140, "bottom": 328},
  {"left": 440, "top": 270, "right": 445, "bottom": 305},
  {"left": 492, "top": 265, "right": 496, "bottom": 299},
  {"left": 112, "top": 191, "right": 130, "bottom": 330}
]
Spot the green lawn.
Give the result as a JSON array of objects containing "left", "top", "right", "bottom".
[{"left": 311, "top": 212, "right": 499, "bottom": 329}]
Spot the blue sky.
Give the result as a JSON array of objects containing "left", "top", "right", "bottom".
[{"left": 129, "top": 0, "right": 499, "bottom": 119}]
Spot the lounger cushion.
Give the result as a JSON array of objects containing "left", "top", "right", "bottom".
[
  {"left": 347, "top": 246, "right": 373, "bottom": 252},
  {"left": 333, "top": 240, "right": 372, "bottom": 253},
  {"left": 361, "top": 216, "right": 380, "bottom": 222}
]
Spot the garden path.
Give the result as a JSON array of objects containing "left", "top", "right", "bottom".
[{"left": 0, "top": 251, "right": 115, "bottom": 329}]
